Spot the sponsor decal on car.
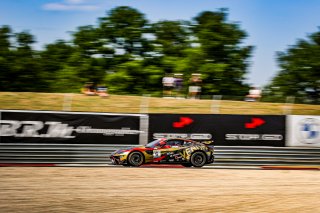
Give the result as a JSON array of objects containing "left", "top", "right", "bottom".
[
  {"left": 153, "top": 150, "right": 161, "bottom": 158},
  {"left": 185, "top": 145, "right": 207, "bottom": 156}
]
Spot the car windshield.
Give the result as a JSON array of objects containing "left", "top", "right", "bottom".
[{"left": 145, "top": 139, "right": 162, "bottom": 148}]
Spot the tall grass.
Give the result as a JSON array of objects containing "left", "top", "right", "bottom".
[{"left": 0, "top": 92, "right": 319, "bottom": 115}]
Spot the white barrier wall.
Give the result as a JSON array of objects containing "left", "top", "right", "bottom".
[{"left": 287, "top": 115, "right": 320, "bottom": 147}]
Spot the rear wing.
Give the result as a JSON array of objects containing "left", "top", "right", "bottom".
[{"left": 198, "top": 140, "right": 214, "bottom": 146}]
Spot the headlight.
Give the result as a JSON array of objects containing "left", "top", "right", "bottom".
[{"left": 120, "top": 151, "right": 129, "bottom": 156}]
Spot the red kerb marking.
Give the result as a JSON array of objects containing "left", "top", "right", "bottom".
[
  {"left": 0, "top": 163, "right": 56, "bottom": 167},
  {"left": 141, "top": 164, "right": 184, "bottom": 168}
]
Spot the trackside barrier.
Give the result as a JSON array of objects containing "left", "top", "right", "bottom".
[
  {"left": 148, "top": 114, "right": 286, "bottom": 147},
  {"left": 0, "top": 110, "right": 288, "bottom": 147},
  {"left": 286, "top": 115, "right": 320, "bottom": 147},
  {"left": 0, "top": 110, "right": 319, "bottom": 167},
  {"left": 0, "top": 143, "right": 320, "bottom": 167},
  {"left": 0, "top": 110, "right": 148, "bottom": 145}
]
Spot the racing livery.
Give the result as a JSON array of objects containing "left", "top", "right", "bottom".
[{"left": 110, "top": 138, "right": 214, "bottom": 167}]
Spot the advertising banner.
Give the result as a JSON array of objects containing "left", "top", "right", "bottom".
[
  {"left": 0, "top": 110, "right": 143, "bottom": 144},
  {"left": 286, "top": 115, "right": 320, "bottom": 147},
  {"left": 149, "top": 114, "right": 286, "bottom": 146}
]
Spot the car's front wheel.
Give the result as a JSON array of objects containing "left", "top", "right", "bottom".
[
  {"left": 127, "top": 151, "right": 144, "bottom": 167},
  {"left": 190, "top": 151, "right": 207, "bottom": 167}
]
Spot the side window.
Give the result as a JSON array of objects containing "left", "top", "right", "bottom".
[
  {"left": 166, "top": 140, "right": 184, "bottom": 146},
  {"left": 183, "top": 141, "right": 192, "bottom": 146}
]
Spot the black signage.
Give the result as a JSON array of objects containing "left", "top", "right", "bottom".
[
  {"left": 0, "top": 111, "right": 142, "bottom": 144},
  {"left": 149, "top": 114, "right": 286, "bottom": 146}
]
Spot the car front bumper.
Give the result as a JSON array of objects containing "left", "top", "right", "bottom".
[{"left": 110, "top": 154, "right": 128, "bottom": 165}]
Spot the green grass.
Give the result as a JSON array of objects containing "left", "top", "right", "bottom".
[{"left": 0, "top": 92, "right": 319, "bottom": 115}]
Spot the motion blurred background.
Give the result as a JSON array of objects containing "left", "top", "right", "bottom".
[{"left": 0, "top": 0, "right": 319, "bottom": 107}]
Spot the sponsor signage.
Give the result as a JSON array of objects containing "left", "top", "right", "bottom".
[
  {"left": 172, "top": 117, "right": 194, "bottom": 128},
  {"left": 153, "top": 133, "right": 212, "bottom": 140},
  {"left": 245, "top": 117, "right": 265, "bottom": 129},
  {"left": 225, "top": 134, "right": 283, "bottom": 141},
  {"left": 286, "top": 115, "right": 320, "bottom": 147},
  {"left": 149, "top": 114, "right": 285, "bottom": 146},
  {"left": 0, "top": 111, "right": 143, "bottom": 144}
]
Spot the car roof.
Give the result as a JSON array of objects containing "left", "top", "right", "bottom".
[{"left": 165, "top": 138, "right": 195, "bottom": 142}]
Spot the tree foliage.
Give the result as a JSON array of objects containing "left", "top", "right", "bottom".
[
  {"left": 151, "top": 20, "right": 189, "bottom": 57},
  {"left": 191, "top": 9, "right": 253, "bottom": 95},
  {"left": 0, "top": 26, "right": 12, "bottom": 91},
  {"left": 0, "top": 6, "right": 254, "bottom": 96},
  {"left": 265, "top": 30, "right": 320, "bottom": 103}
]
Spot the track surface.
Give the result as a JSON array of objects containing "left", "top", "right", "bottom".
[{"left": 0, "top": 167, "right": 319, "bottom": 212}]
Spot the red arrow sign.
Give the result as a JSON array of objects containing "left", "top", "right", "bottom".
[
  {"left": 245, "top": 118, "right": 265, "bottom": 129},
  {"left": 173, "top": 117, "right": 194, "bottom": 128}
]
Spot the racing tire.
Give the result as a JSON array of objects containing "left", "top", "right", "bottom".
[
  {"left": 127, "top": 151, "right": 144, "bottom": 167},
  {"left": 190, "top": 151, "right": 207, "bottom": 168},
  {"left": 181, "top": 163, "right": 192, "bottom": 167}
]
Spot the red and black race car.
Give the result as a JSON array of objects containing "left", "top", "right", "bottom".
[{"left": 110, "top": 138, "right": 214, "bottom": 167}]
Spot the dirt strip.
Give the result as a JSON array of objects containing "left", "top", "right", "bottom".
[{"left": 0, "top": 167, "right": 319, "bottom": 213}]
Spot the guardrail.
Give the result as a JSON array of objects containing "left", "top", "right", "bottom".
[{"left": 1, "top": 144, "right": 320, "bottom": 167}]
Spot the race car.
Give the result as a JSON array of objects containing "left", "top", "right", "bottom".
[{"left": 110, "top": 138, "right": 214, "bottom": 167}]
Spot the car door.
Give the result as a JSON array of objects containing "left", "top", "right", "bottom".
[{"left": 152, "top": 139, "right": 184, "bottom": 163}]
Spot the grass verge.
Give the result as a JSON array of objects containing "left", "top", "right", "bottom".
[{"left": 0, "top": 92, "right": 319, "bottom": 115}]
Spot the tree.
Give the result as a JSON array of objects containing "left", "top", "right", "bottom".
[
  {"left": 265, "top": 31, "right": 320, "bottom": 103},
  {"left": 39, "top": 40, "right": 75, "bottom": 91},
  {"left": 73, "top": 25, "right": 114, "bottom": 57},
  {"left": 72, "top": 25, "right": 115, "bottom": 88},
  {"left": 51, "top": 65, "right": 83, "bottom": 93},
  {"left": 0, "top": 26, "right": 13, "bottom": 90},
  {"left": 98, "top": 6, "right": 151, "bottom": 56},
  {"left": 0, "top": 25, "right": 11, "bottom": 54},
  {"left": 151, "top": 20, "right": 189, "bottom": 57},
  {"left": 191, "top": 9, "right": 253, "bottom": 95},
  {"left": 10, "top": 31, "right": 43, "bottom": 91},
  {"left": 0, "top": 7, "right": 255, "bottom": 96},
  {"left": 105, "top": 60, "right": 164, "bottom": 94}
]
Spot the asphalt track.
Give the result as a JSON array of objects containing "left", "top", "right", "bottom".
[
  {"left": 1, "top": 163, "right": 320, "bottom": 170},
  {"left": 0, "top": 166, "right": 319, "bottom": 213}
]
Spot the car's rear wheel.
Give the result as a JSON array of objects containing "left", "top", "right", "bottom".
[
  {"left": 128, "top": 151, "right": 144, "bottom": 167},
  {"left": 190, "top": 151, "right": 207, "bottom": 167}
]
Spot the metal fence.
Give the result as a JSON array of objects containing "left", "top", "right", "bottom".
[{"left": 1, "top": 143, "right": 319, "bottom": 167}]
